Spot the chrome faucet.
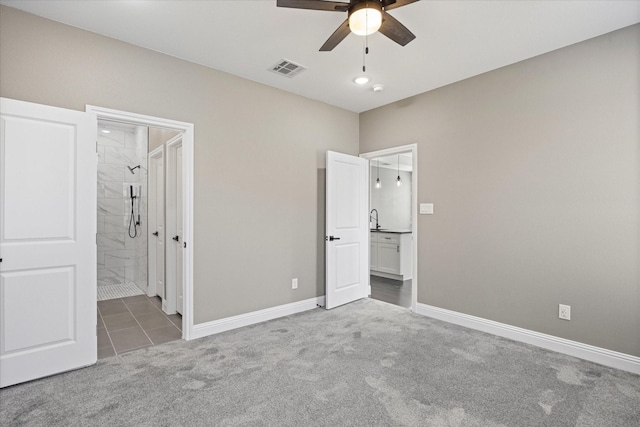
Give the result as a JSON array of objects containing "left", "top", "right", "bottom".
[{"left": 370, "top": 209, "right": 380, "bottom": 230}]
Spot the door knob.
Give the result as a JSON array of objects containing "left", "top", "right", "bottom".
[
  {"left": 173, "top": 235, "right": 179, "bottom": 242},
  {"left": 326, "top": 236, "right": 341, "bottom": 241},
  {"left": 152, "top": 231, "right": 159, "bottom": 236}
]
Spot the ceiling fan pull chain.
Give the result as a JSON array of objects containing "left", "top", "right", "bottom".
[
  {"left": 363, "top": 1, "right": 369, "bottom": 72},
  {"left": 365, "top": 2, "right": 370, "bottom": 55},
  {"left": 362, "top": 38, "right": 366, "bottom": 72}
]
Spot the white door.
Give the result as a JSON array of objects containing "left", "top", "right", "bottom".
[
  {"left": 164, "top": 135, "right": 182, "bottom": 315},
  {"left": 175, "top": 145, "right": 183, "bottom": 315},
  {"left": 0, "top": 98, "right": 97, "bottom": 388},
  {"left": 148, "top": 147, "right": 164, "bottom": 299},
  {"left": 325, "top": 151, "right": 369, "bottom": 309}
]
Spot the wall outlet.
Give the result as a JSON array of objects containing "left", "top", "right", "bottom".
[
  {"left": 292, "top": 278, "right": 298, "bottom": 290},
  {"left": 559, "top": 304, "right": 571, "bottom": 320}
]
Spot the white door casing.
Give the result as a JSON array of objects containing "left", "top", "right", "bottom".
[
  {"left": 360, "top": 144, "right": 419, "bottom": 312},
  {"left": 325, "top": 151, "right": 369, "bottom": 309},
  {"left": 148, "top": 146, "right": 164, "bottom": 299},
  {"left": 0, "top": 98, "right": 97, "bottom": 388},
  {"left": 87, "top": 105, "right": 192, "bottom": 339},
  {"left": 370, "top": 239, "right": 378, "bottom": 271}
]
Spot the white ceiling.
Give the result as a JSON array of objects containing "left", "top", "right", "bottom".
[
  {"left": 374, "top": 153, "right": 413, "bottom": 172},
  {"left": 2, "top": 0, "right": 639, "bottom": 113}
]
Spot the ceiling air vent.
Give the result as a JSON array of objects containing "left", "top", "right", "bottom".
[{"left": 269, "top": 59, "right": 307, "bottom": 78}]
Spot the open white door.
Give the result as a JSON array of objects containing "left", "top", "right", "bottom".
[
  {"left": 148, "top": 146, "right": 164, "bottom": 299},
  {"left": 0, "top": 98, "right": 97, "bottom": 387},
  {"left": 164, "top": 135, "right": 182, "bottom": 315},
  {"left": 175, "top": 145, "right": 183, "bottom": 315},
  {"left": 325, "top": 151, "right": 369, "bottom": 309}
]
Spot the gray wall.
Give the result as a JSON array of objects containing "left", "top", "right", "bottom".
[
  {"left": 0, "top": 6, "right": 359, "bottom": 323},
  {"left": 360, "top": 24, "right": 640, "bottom": 357}
]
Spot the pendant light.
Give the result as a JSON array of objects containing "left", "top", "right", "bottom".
[
  {"left": 396, "top": 155, "right": 402, "bottom": 187},
  {"left": 375, "top": 158, "right": 381, "bottom": 189}
]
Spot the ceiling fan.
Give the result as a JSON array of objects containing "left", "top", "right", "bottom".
[{"left": 277, "top": 0, "right": 419, "bottom": 51}]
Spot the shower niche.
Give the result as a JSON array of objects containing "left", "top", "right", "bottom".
[{"left": 97, "top": 120, "right": 148, "bottom": 300}]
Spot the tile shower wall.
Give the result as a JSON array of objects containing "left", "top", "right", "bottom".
[{"left": 97, "top": 123, "right": 148, "bottom": 292}]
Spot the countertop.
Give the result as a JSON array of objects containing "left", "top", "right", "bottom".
[{"left": 370, "top": 229, "right": 412, "bottom": 234}]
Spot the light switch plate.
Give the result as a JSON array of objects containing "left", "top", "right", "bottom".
[{"left": 420, "top": 203, "right": 434, "bottom": 214}]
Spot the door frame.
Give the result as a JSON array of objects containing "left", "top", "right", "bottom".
[
  {"left": 86, "top": 105, "right": 195, "bottom": 340},
  {"left": 360, "top": 144, "right": 418, "bottom": 312}
]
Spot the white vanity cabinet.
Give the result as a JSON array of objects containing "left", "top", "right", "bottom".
[
  {"left": 370, "top": 232, "right": 412, "bottom": 280},
  {"left": 376, "top": 233, "right": 401, "bottom": 274}
]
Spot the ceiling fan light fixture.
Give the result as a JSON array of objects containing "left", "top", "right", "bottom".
[{"left": 348, "top": 2, "right": 383, "bottom": 36}]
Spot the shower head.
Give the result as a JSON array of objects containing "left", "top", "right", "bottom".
[{"left": 127, "top": 165, "right": 141, "bottom": 174}]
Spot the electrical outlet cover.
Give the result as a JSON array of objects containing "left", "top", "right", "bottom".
[{"left": 559, "top": 304, "right": 571, "bottom": 320}]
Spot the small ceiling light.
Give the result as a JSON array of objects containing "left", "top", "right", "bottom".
[
  {"left": 349, "top": 1, "right": 383, "bottom": 36},
  {"left": 372, "top": 84, "right": 384, "bottom": 92},
  {"left": 375, "top": 158, "right": 381, "bottom": 189},
  {"left": 396, "top": 154, "right": 402, "bottom": 187},
  {"left": 101, "top": 129, "right": 111, "bottom": 134},
  {"left": 354, "top": 76, "right": 370, "bottom": 85}
]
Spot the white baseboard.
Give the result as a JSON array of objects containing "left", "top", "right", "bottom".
[
  {"left": 415, "top": 303, "right": 640, "bottom": 375},
  {"left": 190, "top": 296, "right": 325, "bottom": 340}
]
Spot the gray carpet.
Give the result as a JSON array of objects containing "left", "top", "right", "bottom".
[{"left": 1, "top": 298, "right": 639, "bottom": 426}]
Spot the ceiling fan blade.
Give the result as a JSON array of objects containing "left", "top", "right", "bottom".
[
  {"left": 277, "top": 0, "right": 349, "bottom": 12},
  {"left": 319, "top": 19, "right": 351, "bottom": 51},
  {"left": 378, "top": 12, "right": 416, "bottom": 46},
  {"left": 383, "top": 0, "right": 419, "bottom": 11}
]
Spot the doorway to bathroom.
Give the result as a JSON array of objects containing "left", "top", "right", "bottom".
[
  {"left": 88, "top": 105, "right": 195, "bottom": 358},
  {"left": 361, "top": 145, "right": 418, "bottom": 311}
]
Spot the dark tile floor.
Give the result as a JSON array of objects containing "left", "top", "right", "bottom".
[
  {"left": 97, "top": 295, "right": 182, "bottom": 359},
  {"left": 370, "top": 275, "right": 412, "bottom": 308}
]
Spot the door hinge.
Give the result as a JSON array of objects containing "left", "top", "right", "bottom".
[{"left": 183, "top": 242, "right": 186, "bottom": 249}]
